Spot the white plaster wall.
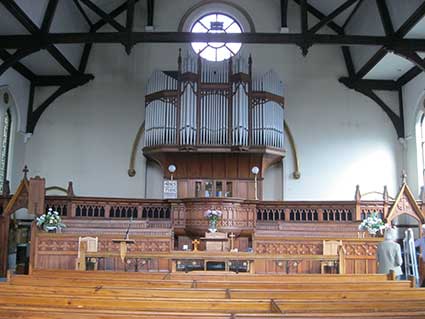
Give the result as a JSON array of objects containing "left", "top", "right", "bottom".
[
  {"left": 403, "top": 72, "right": 425, "bottom": 197},
  {"left": 7, "top": 0, "right": 403, "bottom": 200}
]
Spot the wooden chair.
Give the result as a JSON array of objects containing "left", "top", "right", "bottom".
[
  {"left": 76, "top": 237, "right": 98, "bottom": 271},
  {"left": 321, "top": 240, "right": 342, "bottom": 274}
]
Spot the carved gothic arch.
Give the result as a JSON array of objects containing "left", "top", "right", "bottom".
[{"left": 386, "top": 183, "right": 425, "bottom": 224}]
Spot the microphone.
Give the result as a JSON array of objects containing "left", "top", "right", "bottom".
[{"left": 124, "top": 216, "right": 133, "bottom": 240}]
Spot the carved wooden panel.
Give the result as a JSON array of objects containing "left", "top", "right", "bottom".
[
  {"left": 173, "top": 198, "right": 256, "bottom": 235},
  {"left": 255, "top": 241, "right": 322, "bottom": 255},
  {"left": 253, "top": 238, "right": 380, "bottom": 274},
  {"left": 33, "top": 230, "right": 173, "bottom": 270}
]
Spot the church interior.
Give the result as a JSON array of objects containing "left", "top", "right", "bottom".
[{"left": 1, "top": 0, "right": 425, "bottom": 317}]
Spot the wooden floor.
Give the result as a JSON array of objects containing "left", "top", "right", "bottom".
[{"left": 0, "top": 270, "right": 424, "bottom": 318}]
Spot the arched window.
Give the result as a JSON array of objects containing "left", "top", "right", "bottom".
[
  {"left": 420, "top": 113, "right": 425, "bottom": 186},
  {"left": 0, "top": 109, "right": 11, "bottom": 192},
  {"left": 191, "top": 13, "right": 242, "bottom": 61}
]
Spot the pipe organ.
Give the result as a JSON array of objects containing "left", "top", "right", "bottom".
[
  {"left": 143, "top": 52, "right": 286, "bottom": 200},
  {"left": 144, "top": 52, "right": 285, "bottom": 149}
]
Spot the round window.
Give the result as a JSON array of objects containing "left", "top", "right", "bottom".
[{"left": 191, "top": 13, "right": 242, "bottom": 62}]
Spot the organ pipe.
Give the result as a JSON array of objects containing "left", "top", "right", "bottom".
[{"left": 144, "top": 52, "right": 285, "bottom": 149}]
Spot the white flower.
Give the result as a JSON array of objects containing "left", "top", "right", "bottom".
[{"left": 359, "top": 212, "right": 385, "bottom": 235}]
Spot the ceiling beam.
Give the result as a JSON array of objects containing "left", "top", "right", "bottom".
[
  {"left": 147, "top": 0, "right": 154, "bottom": 27},
  {"left": 395, "top": 2, "right": 425, "bottom": 37},
  {"left": 78, "top": 0, "right": 126, "bottom": 32},
  {"left": 397, "top": 65, "right": 423, "bottom": 87},
  {"left": 309, "top": 0, "right": 358, "bottom": 34},
  {"left": 0, "top": 0, "right": 39, "bottom": 33},
  {"left": 79, "top": 0, "right": 140, "bottom": 73},
  {"left": 0, "top": 49, "right": 36, "bottom": 81},
  {"left": 72, "top": 0, "right": 93, "bottom": 28},
  {"left": 355, "top": 48, "right": 387, "bottom": 79},
  {"left": 354, "top": 2, "right": 425, "bottom": 81},
  {"left": 299, "top": 0, "right": 308, "bottom": 55},
  {"left": 0, "top": 47, "right": 41, "bottom": 77},
  {"left": 0, "top": 0, "right": 79, "bottom": 75},
  {"left": 41, "top": 0, "right": 59, "bottom": 34},
  {"left": 292, "top": 0, "right": 356, "bottom": 78},
  {"left": 280, "top": 0, "right": 288, "bottom": 28},
  {"left": 339, "top": 77, "right": 399, "bottom": 91},
  {"left": 32, "top": 74, "right": 94, "bottom": 87},
  {"left": 126, "top": 0, "right": 135, "bottom": 54},
  {"left": 293, "top": 0, "right": 344, "bottom": 34},
  {"left": 342, "top": 46, "right": 355, "bottom": 77},
  {"left": 2, "top": 32, "right": 425, "bottom": 49},
  {"left": 342, "top": 0, "right": 364, "bottom": 29},
  {"left": 376, "top": 0, "right": 394, "bottom": 36}
]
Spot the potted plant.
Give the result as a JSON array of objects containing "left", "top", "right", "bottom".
[
  {"left": 36, "top": 208, "right": 66, "bottom": 232},
  {"left": 358, "top": 212, "right": 385, "bottom": 237},
  {"left": 204, "top": 209, "right": 222, "bottom": 233}
]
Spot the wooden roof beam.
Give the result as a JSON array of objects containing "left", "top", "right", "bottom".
[{"left": 309, "top": 0, "right": 359, "bottom": 34}]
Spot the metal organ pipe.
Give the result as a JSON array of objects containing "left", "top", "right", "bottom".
[{"left": 144, "top": 53, "right": 284, "bottom": 150}]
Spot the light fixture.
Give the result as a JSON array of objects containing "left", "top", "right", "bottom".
[
  {"left": 251, "top": 166, "right": 260, "bottom": 200},
  {"left": 168, "top": 164, "right": 176, "bottom": 180}
]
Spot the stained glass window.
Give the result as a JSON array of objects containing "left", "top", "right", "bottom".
[
  {"left": 191, "top": 13, "right": 242, "bottom": 62},
  {"left": 0, "top": 110, "right": 11, "bottom": 193}
]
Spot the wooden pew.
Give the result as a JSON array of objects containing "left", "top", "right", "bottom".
[
  {"left": 1, "top": 270, "right": 424, "bottom": 319},
  {"left": 8, "top": 275, "right": 413, "bottom": 291},
  {"left": 273, "top": 299, "right": 425, "bottom": 313},
  {"left": 0, "top": 295, "right": 274, "bottom": 313},
  {"left": 31, "top": 269, "right": 391, "bottom": 282}
]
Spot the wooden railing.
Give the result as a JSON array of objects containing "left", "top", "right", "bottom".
[
  {"left": 41, "top": 195, "right": 401, "bottom": 237},
  {"left": 45, "top": 196, "right": 172, "bottom": 220},
  {"left": 256, "top": 201, "right": 356, "bottom": 222}
]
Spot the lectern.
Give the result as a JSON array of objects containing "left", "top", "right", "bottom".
[{"left": 112, "top": 239, "right": 135, "bottom": 262}]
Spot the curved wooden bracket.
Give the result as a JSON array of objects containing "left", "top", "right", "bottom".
[
  {"left": 339, "top": 77, "right": 404, "bottom": 138},
  {"left": 26, "top": 74, "right": 94, "bottom": 133},
  {"left": 128, "top": 122, "right": 145, "bottom": 177},
  {"left": 284, "top": 121, "right": 301, "bottom": 179}
]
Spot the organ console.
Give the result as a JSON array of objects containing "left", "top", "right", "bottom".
[{"left": 143, "top": 51, "right": 286, "bottom": 199}]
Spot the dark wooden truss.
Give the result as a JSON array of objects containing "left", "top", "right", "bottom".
[{"left": 0, "top": 0, "right": 424, "bottom": 136}]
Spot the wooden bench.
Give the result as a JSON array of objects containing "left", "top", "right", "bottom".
[
  {"left": 31, "top": 269, "right": 391, "bottom": 282},
  {"left": 0, "top": 270, "right": 424, "bottom": 319}
]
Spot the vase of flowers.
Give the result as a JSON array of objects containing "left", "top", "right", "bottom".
[
  {"left": 36, "top": 208, "right": 66, "bottom": 232},
  {"left": 204, "top": 209, "right": 222, "bottom": 233},
  {"left": 358, "top": 212, "right": 385, "bottom": 236}
]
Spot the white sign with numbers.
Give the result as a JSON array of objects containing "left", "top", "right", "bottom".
[{"left": 163, "top": 180, "right": 178, "bottom": 199}]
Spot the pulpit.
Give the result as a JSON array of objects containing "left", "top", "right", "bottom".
[{"left": 201, "top": 232, "right": 229, "bottom": 252}]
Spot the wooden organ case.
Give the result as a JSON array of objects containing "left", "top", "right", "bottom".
[{"left": 143, "top": 52, "right": 285, "bottom": 200}]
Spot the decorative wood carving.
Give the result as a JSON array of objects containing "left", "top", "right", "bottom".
[
  {"left": 4, "top": 183, "right": 423, "bottom": 275},
  {"left": 387, "top": 183, "right": 425, "bottom": 223}
]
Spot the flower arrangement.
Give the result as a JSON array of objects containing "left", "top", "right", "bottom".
[
  {"left": 204, "top": 209, "right": 222, "bottom": 233},
  {"left": 36, "top": 208, "right": 66, "bottom": 232},
  {"left": 358, "top": 212, "right": 385, "bottom": 236}
]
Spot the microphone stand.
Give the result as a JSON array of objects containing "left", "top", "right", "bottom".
[{"left": 124, "top": 216, "right": 133, "bottom": 240}]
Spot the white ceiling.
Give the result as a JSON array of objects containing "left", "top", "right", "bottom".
[{"left": 364, "top": 53, "right": 415, "bottom": 81}]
